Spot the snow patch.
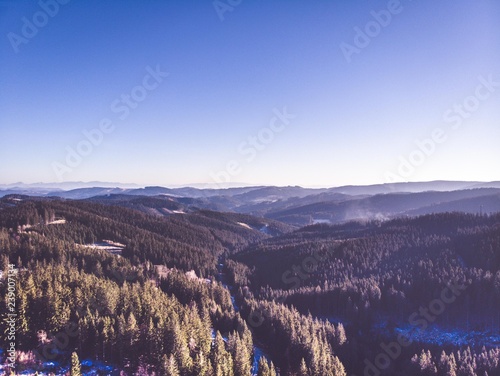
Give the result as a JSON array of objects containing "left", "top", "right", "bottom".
[
  {"left": 48, "top": 219, "right": 66, "bottom": 225},
  {"left": 237, "top": 222, "right": 252, "bottom": 230}
]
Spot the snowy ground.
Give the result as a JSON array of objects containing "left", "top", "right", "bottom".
[
  {"left": 370, "top": 318, "right": 500, "bottom": 349},
  {"left": 81, "top": 240, "right": 125, "bottom": 255},
  {"left": 393, "top": 324, "right": 500, "bottom": 348},
  {"left": 0, "top": 355, "right": 118, "bottom": 376},
  {"left": 237, "top": 222, "right": 253, "bottom": 230}
]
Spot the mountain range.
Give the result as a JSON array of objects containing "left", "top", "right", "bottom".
[{"left": 2, "top": 180, "right": 500, "bottom": 227}]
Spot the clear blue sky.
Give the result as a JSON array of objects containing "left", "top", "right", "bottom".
[{"left": 1, "top": 0, "right": 499, "bottom": 187}]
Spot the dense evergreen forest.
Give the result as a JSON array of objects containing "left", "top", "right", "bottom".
[
  {"left": 232, "top": 213, "right": 500, "bottom": 375},
  {"left": 0, "top": 195, "right": 499, "bottom": 375},
  {"left": 0, "top": 196, "right": 343, "bottom": 375}
]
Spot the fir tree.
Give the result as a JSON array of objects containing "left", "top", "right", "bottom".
[
  {"left": 257, "top": 357, "right": 270, "bottom": 376},
  {"left": 298, "top": 358, "right": 309, "bottom": 376},
  {"left": 70, "top": 352, "right": 81, "bottom": 376}
]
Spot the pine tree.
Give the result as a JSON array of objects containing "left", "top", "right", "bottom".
[
  {"left": 331, "top": 355, "right": 346, "bottom": 376},
  {"left": 233, "top": 336, "right": 252, "bottom": 376},
  {"left": 116, "top": 313, "right": 127, "bottom": 363},
  {"left": 172, "top": 321, "right": 193, "bottom": 374},
  {"left": 336, "top": 324, "right": 347, "bottom": 346},
  {"left": 446, "top": 353, "right": 457, "bottom": 376},
  {"left": 193, "top": 351, "right": 209, "bottom": 376},
  {"left": 268, "top": 362, "right": 277, "bottom": 376},
  {"left": 164, "top": 354, "right": 181, "bottom": 376},
  {"left": 17, "top": 284, "right": 30, "bottom": 345},
  {"left": 206, "top": 358, "right": 215, "bottom": 376},
  {"left": 126, "top": 312, "right": 138, "bottom": 346},
  {"left": 213, "top": 331, "right": 234, "bottom": 376},
  {"left": 70, "top": 352, "right": 82, "bottom": 376},
  {"left": 159, "top": 354, "right": 170, "bottom": 375},
  {"left": 257, "top": 357, "right": 270, "bottom": 376},
  {"left": 298, "top": 358, "right": 309, "bottom": 376}
]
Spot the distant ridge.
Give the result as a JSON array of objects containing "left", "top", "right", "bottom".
[
  {"left": 2, "top": 181, "right": 500, "bottom": 227},
  {"left": 0, "top": 181, "right": 141, "bottom": 190},
  {"left": 1, "top": 180, "right": 498, "bottom": 199}
]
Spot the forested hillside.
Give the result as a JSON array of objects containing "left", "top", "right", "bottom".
[
  {"left": 232, "top": 213, "right": 500, "bottom": 375},
  {"left": 0, "top": 196, "right": 343, "bottom": 375},
  {"left": 0, "top": 196, "right": 293, "bottom": 276},
  {"left": 0, "top": 195, "right": 499, "bottom": 375}
]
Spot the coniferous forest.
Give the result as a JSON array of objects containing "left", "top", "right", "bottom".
[{"left": 0, "top": 194, "right": 499, "bottom": 375}]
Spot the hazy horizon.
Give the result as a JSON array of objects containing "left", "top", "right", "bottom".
[{"left": 1, "top": 179, "right": 500, "bottom": 192}]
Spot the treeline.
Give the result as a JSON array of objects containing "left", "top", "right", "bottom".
[{"left": 410, "top": 347, "right": 500, "bottom": 375}]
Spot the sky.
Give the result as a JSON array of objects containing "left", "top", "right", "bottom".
[{"left": 1, "top": 0, "right": 499, "bottom": 188}]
